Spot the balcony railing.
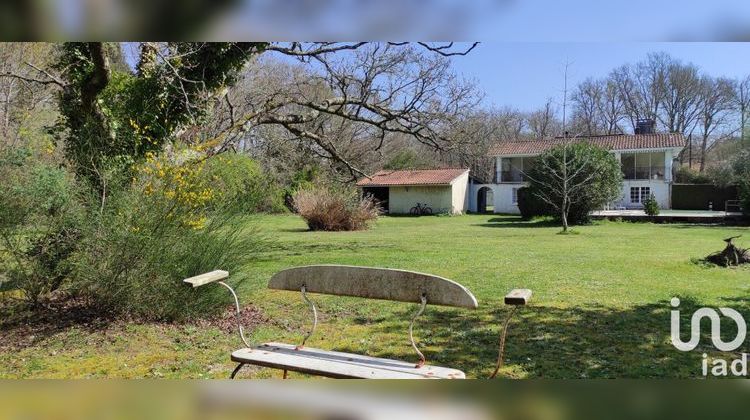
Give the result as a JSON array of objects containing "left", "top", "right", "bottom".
[
  {"left": 622, "top": 167, "right": 665, "bottom": 180},
  {"left": 500, "top": 171, "right": 526, "bottom": 183}
]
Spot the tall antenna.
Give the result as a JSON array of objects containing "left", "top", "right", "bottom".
[{"left": 562, "top": 60, "right": 572, "bottom": 136}]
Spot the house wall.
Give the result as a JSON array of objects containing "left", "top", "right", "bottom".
[
  {"left": 486, "top": 148, "right": 681, "bottom": 212},
  {"left": 388, "top": 186, "right": 453, "bottom": 214},
  {"left": 450, "top": 171, "right": 470, "bottom": 214},
  {"left": 470, "top": 183, "right": 491, "bottom": 213},
  {"left": 612, "top": 148, "right": 676, "bottom": 209},
  {"left": 618, "top": 180, "right": 671, "bottom": 209},
  {"left": 472, "top": 183, "right": 524, "bottom": 214},
  {"left": 493, "top": 183, "right": 525, "bottom": 214}
]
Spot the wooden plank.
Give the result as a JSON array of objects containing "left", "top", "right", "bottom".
[
  {"left": 183, "top": 270, "right": 229, "bottom": 288},
  {"left": 268, "top": 265, "right": 478, "bottom": 309},
  {"left": 232, "top": 342, "right": 466, "bottom": 379},
  {"left": 504, "top": 288, "right": 532, "bottom": 306}
]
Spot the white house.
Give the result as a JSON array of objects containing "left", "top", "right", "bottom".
[
  {"left": 357, "top": 168, "right": 470, "bottom": 214},
  {"left": 470, "top": 132, "right": 686, "bottom": 214}
]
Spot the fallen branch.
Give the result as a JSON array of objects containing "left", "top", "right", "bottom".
[{"left": 704, "top": 236, "right": 750, "bottom": 267}]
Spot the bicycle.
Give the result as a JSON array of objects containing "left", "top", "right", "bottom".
[{"left": 409, "top": 202, "right": 433, "bottom": 216}]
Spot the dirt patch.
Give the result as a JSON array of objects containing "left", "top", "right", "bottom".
[
  {"left": 0, "top": 293, "right": 270, "bottom": 351},
  {"left": 193, "top": 305, "right": 269, "bottom": 334},
  {"left": 0, "top": 294, "right": 121, "bottom": 351}
]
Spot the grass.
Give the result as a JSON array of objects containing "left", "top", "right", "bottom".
[{"left": 2, "top": 214, "right": 749, "bottom": 378}]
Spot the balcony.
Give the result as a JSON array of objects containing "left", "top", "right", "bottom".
[
  {"left": 621, "top": 152, "right": 666, "bottom": 181},
  {"left": 498, "top": 157, "right": 535, "bottom": 183}
]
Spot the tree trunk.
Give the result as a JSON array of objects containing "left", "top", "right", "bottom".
[
  {"left": 699, "top": 134, "right": 708, "bottom": 172},
  {"left": 742, "top": 107, "right": 748, "bottom": 148}
]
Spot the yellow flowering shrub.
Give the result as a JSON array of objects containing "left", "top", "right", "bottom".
[{"left": 133, "top": 151, "right": 216, "bottom": 230}]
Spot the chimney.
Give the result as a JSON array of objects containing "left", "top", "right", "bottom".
[{"left": 635, "top": 119, "right": 655, "bottom": 134}]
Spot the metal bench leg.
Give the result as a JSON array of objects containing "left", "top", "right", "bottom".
[
  {"left": 489, "top": 306, "right": 518, "bottom": 379},
  {"left": 296, "top": 285, "right": 318, "bottom": 350},
  {"left": 230, "top": 363, "right": 246, "bottom": 379},
  {"left": 409, "top": 293, "right": 428, "bottom": 368}
]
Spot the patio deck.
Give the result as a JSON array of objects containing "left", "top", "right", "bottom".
[{"left": 591, "top": 209, "right": 745, "bottom": 223}]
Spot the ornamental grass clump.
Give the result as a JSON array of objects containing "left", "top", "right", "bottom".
[{"left": 293, "top": 187, "right": 380, "bottom": 231}]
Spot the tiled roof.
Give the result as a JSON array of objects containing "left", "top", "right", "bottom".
[
  {"left": 488, "top": 133, "right": 686, "bottom": 156},
  {"left": 356, "top": 168, "right": 469, "bottom": 187}
]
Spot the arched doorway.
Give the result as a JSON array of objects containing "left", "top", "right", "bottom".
[{"left": 477, "top": 187, "right": 494, "bottom": 213}]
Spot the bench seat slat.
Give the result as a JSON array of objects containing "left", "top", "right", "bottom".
[{"left": 231, "top": 342, "right": 465, "bottom": 379}]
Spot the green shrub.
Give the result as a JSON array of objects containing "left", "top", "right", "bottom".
[
  {"left": 205, "top": 153, "right": 286, "bottom": 213},
  {"left": 283, "top": 166, "right": 320, "bottom": 210},
  {"left": 72, "top": 153, "right": 266, "bottom": 321},
  {"left": 643, "top": 194, "right": 660, "bottom": 216},
  {"left": 516, "top": 187, "right": 548, "bottom": 220},
  {"left": 1, "top": 146, "right": 273, "bottom": 319},
  {"left": 293, "top": 186, "right": 380, "bottom": 231},
  {"left": 674, "top": 166, "right": 712, "bottom": 184},
  {"left": 704, "top": 166, "right": 736, "bottom": 188},
  {"left": 732, "top": 150, "right": 750, "bottom": 215},
  {"left": 675, "top": 164, "right": 737, "bottom": 188},
  {"left": 0, "top": 147, "right": 83, "bottom": 305},
  {"left": 526, "top": 142, "right": 622, "bottom": 228}
]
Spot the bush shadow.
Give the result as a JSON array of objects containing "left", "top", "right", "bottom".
[
  {"left": 329, "top": 296, "right": 749, "bottom": 378},
  {"left": 0, "top": 296, "right": 119, "bottom": 351},
  {"left": 475, "top": 217, "right": 561, "bottom": 229}
]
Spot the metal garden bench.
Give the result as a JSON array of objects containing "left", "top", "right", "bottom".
[{"left": 184, "top": 265, "right": 531, "bottom": 379}]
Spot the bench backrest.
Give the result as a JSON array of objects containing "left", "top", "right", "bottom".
[{"left": 268, "top": 265, "right": 478, "bottom": 309}]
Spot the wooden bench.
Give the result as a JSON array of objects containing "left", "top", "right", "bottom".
[{"left": 184, "top": 265, "right": 531, "bottom": 379}]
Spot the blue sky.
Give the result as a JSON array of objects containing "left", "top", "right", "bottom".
[
  {"left": 451, "top": 42, "right": 750, "bottom": 111},
  {"left": 121, "top": 41, "right": 750, "bottom": 113}
]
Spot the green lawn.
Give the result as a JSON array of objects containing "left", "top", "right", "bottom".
[{"left": 2, "top": 214, "right": 749, "bottom": 378}]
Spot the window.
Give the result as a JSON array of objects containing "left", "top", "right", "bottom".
[
  {"left": 622, "top": 153, "right": 636, "bottom": 180},
  {"left": 621, "top": 152, "right": 665, "bottom": 180},
  {"left": 630, "top": 187, "right": 651, "bottom": 203},
  {"left": 630, "top": 187, "right": 640, "bottom": 203},
  {"left": 647, "top": 152, "right": 665, "bottom": 180},
  {"left": 512, "top": 188, "right": 519, "bottom": 204},
  {"left": 640, "top": 187, "right": 651, "bottom": 202}
]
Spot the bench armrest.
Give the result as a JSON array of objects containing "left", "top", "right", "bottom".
[
  {"left": 183, "top": 270, "right": 252, "bottom": 348},
  {"left": 504, "top": 289, "right": 532, "bottom": 306},
  {"left": 183, "top": 270, "right": 229, "bottom": 288}
]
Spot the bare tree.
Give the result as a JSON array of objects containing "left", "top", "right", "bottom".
[
  {"left": 696, "top": 76, "right": 735, "bottom": 171},
  {"left": 0, "top": 43, "right": 57, "bottom": 148},
  {"left": 734, "top": 75, "right": 750, "bottom": 146},
  {"left": 570, "top": 78, "right": 603, "bottom": 135},
  {"left": 527, "top": 98, "right": 561, "bottom": 139},
  {"left": 202, "top": 42, "right": 481, "bottom": 179},
  {"left": 494, "top": 107, "right": 526, "bottom": 140},
  {"left": 659, "top": 60, "right": 702, "bottom": 134},
  {"left": 611, "top": 52, "right": 670, "bottom": 131},
  {"left": 598, "top": 77, "right": 625, "bottom": 134},
  {"left": 7, "top": 42, "right": 480, "bottom": 182},
  {"left": 437, "top": 109, "right": 507, "bottom": 182}
]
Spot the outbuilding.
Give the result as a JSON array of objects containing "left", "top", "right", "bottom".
[{"left": 356, "top": 168, "right": 470, "bottom": 215}]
